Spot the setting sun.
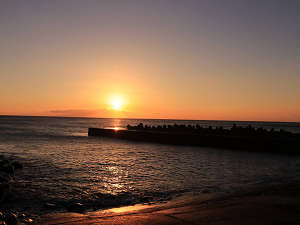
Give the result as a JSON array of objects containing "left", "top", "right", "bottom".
[
  {"left": 111, "top": 98, "right": 123, "bottom": 110},
  {"left": 108, "top": 94, "right": 126, "bottom": 111}
]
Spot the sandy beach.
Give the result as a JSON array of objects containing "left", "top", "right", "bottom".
[{"left": 37, "top": 181, "right": 300, "bottom": 225}]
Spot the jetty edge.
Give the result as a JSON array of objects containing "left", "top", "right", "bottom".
[{"left": 88, "top": 124, "right": 300, "bottom": 154}]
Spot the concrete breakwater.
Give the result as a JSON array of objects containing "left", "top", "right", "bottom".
[{"left": 88, "top": 124, "right": 300, "bottom": 154}]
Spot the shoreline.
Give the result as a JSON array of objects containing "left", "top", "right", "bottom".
[{"left": 37, "top": 181, "right": 300, "bottom": 225}]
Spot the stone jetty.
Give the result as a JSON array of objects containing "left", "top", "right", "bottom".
[{"left": 88, "top": 124, "right": 300, "bottom": 154}]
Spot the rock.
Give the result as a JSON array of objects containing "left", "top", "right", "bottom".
[
  {"left": 0, "top": 212, "right": 4, "bottom": 224},
  {"left": 22, "top": 218, "right": 33, "bottom": 224},
  {"left": 17, "top": 214, "right": 34, "bottom": 224},
  {"left": 3, "top": 213, "right": 18, "bottom": 225}
]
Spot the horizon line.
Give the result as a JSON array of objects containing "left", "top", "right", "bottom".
[{"left": 0, "top": 114, "right": 299, "bottom": 124}]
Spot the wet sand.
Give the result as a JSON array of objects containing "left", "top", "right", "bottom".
[{"left": 37, "top": 181, "right": 300, "bottom": 225}]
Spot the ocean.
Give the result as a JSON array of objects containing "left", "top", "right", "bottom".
[{"left": 1, "top": 115, "right": 300, "bottom": 215}]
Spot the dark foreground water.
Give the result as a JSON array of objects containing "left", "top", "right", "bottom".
[{"left": 1, "top": 116, "right": 300, "bottom": 215}]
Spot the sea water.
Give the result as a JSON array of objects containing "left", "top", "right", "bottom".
[{"left": 1, "top": 116, "right": 300, "bottom": 214}]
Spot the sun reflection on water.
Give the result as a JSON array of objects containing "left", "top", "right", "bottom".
[
  {"left": 104, "top": 127, "right": 126, "bottom": 131},
  {"left": 100, "top": 166, "right": 127, "bottom": 195}
]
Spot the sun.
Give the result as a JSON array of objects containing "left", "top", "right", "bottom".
[
  {"left": 111, "top": 97, "right": 123, "bottom": 110},
  {"left": 107, "top": 93, "right": 127, "bottom": 111}
]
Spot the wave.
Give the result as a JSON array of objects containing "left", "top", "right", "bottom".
[{"left": 0, "top": 130, "right": 88, "bottom": 140}]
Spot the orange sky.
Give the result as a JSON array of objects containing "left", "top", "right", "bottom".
[{"left": 1, "top": 1, "right": 300, "bottom": 122}]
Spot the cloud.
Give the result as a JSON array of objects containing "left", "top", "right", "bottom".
[
  {"left": 48, "top": 108, "right": 130, "bottom": 118},
  {"left": 48, "top": 109, "right": 109, "bottom": 117}
]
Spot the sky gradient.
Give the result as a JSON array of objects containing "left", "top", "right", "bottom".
[{"left": 1, "top": 0, "right": 300, "bottom": 121}]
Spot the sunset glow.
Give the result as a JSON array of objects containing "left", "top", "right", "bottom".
[
  {"left": 1, "top": 1, "right": 300, "bottom": 121},
  {"left": 2, "top": 2, "right": 300, "bottom": 223}
]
